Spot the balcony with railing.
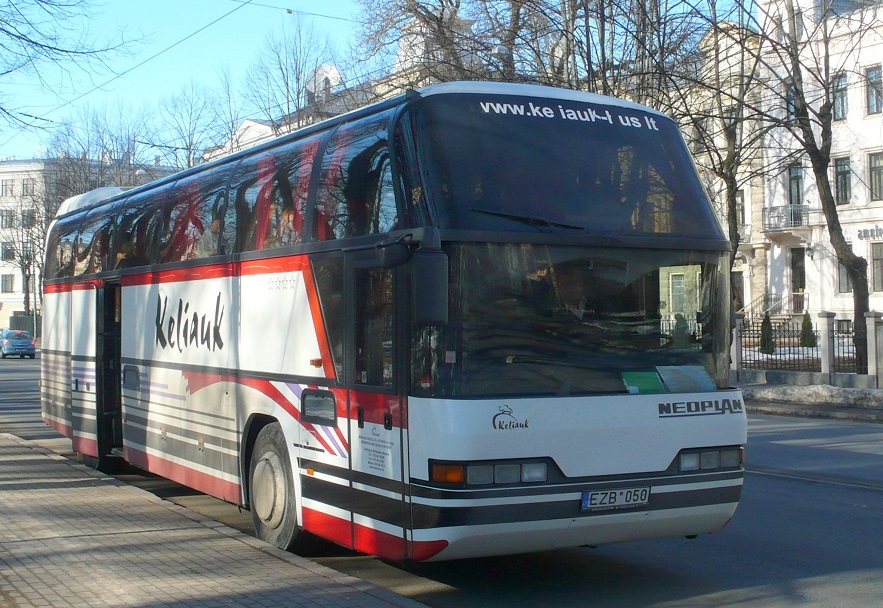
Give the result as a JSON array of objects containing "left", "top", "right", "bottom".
[{"left": 762, "top": 205, "right": 810, "bottom": 231}]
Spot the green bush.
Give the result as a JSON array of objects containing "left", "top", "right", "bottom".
[
  {"left": 799, "top": 312, "right": 817, "bottom": 348},
  {"left": 759, "top": 312, "right": 776, "bottom": 354}
]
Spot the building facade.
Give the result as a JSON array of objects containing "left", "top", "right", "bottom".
[
  {"left": 0, "top": 159, "right": 47, "bottom": 329},
  {"left": 755, "top": 0, "right": 883, "bottom": 327}
]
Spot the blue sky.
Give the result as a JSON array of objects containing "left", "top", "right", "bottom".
[{"left": 0, "top": 0, "right": 358, "bottom": 160}]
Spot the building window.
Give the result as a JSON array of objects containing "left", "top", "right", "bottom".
[
  {"left": 867, "top": 65, "right": 882, "bottom": 115},
  {"left": 838, "top": 262, "right": 853, "bottom": 293},
  {"left": 788, "top": 163, "right": 803, "bottom": 206},
  {"left": 835, "top": 157, "right": 851, "bottom": 205},
  {"left": 20, "top": 178, "right": 35, "bottom": 196},
  {"left": 1, "top": 242, "right": 14, "bottom": 262},
  {"left": 670, "top": 273, "right": 686, "bottom": 313},
  {"left": 870, "top": 152, "right": 883, "bottom": 201},
  {"left": 874, "top": 243, "right": 883, "bottom": 292},
  {"left": 21, "top": 209, "right": 36, "bottom": 229},
  {"left": 0, "top": 209, "right": 14, "bottom": 229},
  {"left": 0, "top": 274, "right": 12, "bottom": 293},
  {"left": 786, "top": 85, "right": 798, "bottom": 123},
  {"left": 0, "top": 180, "right": 12, "bottom": 197},
  {"left": 833, "top": 73, "right": 848, "bottom": 120}
]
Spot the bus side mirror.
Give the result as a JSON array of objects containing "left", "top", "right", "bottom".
[{"left": 412, "top": 248, "right": 448, "bottom": 326}]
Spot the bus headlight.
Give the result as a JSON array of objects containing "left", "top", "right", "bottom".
[
  {"left": 679, "top": 447, "right": 743, "bottom": 472},
  {"left": 521, "top": 462, "right": 548, "bottom": 482}
]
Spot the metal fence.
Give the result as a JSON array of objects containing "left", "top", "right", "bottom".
[
  {"left": 740, "top": 318, "right": 821, "bottom": 372},
  {"left": 832, "top": 324, "right": 868, "bottom": 374}
]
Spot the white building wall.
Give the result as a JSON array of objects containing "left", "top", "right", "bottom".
[
  {"left": 0, "top": 159, "right": 45, "bottom": 329},
  {"left": 758, "top": 0, "right": 883, "bottom": 323}
]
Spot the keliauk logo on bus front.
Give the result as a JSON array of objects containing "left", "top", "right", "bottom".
[
  {"left": 658, "top": 399, "right": 743, "bottom": 418},
  {"left": 492, "top": 405, "right": 529, "bottom": 430}
]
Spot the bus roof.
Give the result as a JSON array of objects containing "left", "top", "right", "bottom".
[
  {"left": 55, "top": 186, "right": 132, "bottom": 218},
  {"left": 417, "top": 81, "right": 669, "bottom": 118},
  {"left": 51, "top": 82, "right": 672, "bottom": 222}
]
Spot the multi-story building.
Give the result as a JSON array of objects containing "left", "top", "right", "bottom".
[
  {"left": 0, "top": 158, "right": 48, "bottom": 329},
  {"left": 755, "top": 0, "right": 883, "bottom": 327}
]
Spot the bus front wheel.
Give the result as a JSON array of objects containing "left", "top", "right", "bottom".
[{"left": 248, "top": 422, "right": 302, "bottom": 551}]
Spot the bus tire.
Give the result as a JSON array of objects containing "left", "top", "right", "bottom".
[{"left": 249, "top": 422, "right": 302, "bottom": 551}]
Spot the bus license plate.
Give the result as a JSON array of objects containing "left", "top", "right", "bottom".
[{"left": 581, "top": 487, "right": 650, "bottom": 511}]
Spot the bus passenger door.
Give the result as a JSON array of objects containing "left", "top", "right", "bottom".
[
  {"left": 347, "top": 263, "right": 407, "bottom": 560},
  {"left": 95, "top": 281, "right": 123, "bottom": 463}
]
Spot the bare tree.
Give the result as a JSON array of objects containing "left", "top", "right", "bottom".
[
  {"left": 154, "top": 81, "right": 221, "bottom": 170},
  {"left": 244, "top": 14, "right": 335, "bottom": 134},
  {"left": 736, "top": 0, "right": 883, "bottom": 371},
  {"left": 0, "top": 0, "right": 121, "bottom": 126},
  {"left": 213, "top": 67, "right": 246, "bottom": 157}
]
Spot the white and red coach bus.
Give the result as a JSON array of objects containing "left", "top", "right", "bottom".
[{"left": 41, "top": 82, "right": 746, "bottom": 561}]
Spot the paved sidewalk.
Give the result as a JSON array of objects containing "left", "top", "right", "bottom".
[{"left": 0, "top": 433, "right": 424, "bottom": 608}]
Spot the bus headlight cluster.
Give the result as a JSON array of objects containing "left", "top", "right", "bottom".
[
  {"left": 430, "top": 460, "right": 548, "bottom": 485},
  {"left": 679, "top": 447, "right": 743, "bottom": 472}
]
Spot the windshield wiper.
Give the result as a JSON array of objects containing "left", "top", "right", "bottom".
[{"left": 468, "top": 207, "right": 584, "bottom": 231}]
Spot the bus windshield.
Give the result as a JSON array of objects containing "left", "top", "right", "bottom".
[
  {"left": 412, "top": 243, "right": 731, "bottom": 398},
  {"left": 409, "top": 93, "right": 724, "bottom": 239}
]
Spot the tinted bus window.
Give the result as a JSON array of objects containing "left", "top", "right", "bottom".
[
  {"left": 45, "top": 216, "right": 79, "bottom": 279},
  {"left": 409, "top": 95, "right": 723, "bottom": 239},
  {"left": 312, "top": 256, "right": 344, "bottom": 378},
  {"left": 314, "top": 109, "right": 399, "bottom": 240},
  {"left": 159, "top": 172, "right": 228, "bottom": 262},
  {"left": 75, "top": 211, "right": 113, "bottom": 276},
  {"left": 114, "top": 191, "right": 167, "bottom": 268}
]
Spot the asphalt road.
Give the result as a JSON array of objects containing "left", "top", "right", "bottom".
[{"left": 2, "top": 356, "right": 882, "bottom": 607}]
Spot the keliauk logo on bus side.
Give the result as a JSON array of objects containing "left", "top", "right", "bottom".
[
  {"left": 658, "top": 399, "right": 743, "bottom": 418},
  {"left": 492, "top": 405, "right": 529, "bottom": 430},
  {"left": 155, "top": 292, "right": 225, "bottom": 352}
]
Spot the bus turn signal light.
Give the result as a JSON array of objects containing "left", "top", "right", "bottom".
[{"left": 431, "top": 463, "right": 466, "bottom": 484}]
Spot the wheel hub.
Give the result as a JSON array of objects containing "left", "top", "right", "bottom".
[{"left": 253, "top": 452, "right": 286, "bottom": 529}]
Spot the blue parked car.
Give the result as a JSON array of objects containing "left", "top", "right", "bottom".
[{"left": 1, "top": 329, "right": 36, "bottom": 359}]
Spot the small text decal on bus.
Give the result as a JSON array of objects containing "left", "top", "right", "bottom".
[
  {"left": 493, "top": 405, "right": 529, "bottom": 430},
  {"left": 155, "top": 292, "right": 225, "bottom": 352},
  {"left": 657, "top": 399, "right": 743, "bottom": 418}
]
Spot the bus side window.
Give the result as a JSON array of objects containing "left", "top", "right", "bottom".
[
  {"left": 259, "top": 136, "right": 320, "bottom": 250},
  {"left": 313, "top": 110, "right": 397, "bottom": 240},
  {"left": 229, "top": 155, "right": 276, "bottom": 253},
  {"left": 354, "top": 266, "right": 394, "bottom": 387},
  {"left": 45, "top": 218, "right": 78, "bottom": 279},
  {"left": 312, "top": 256, "right": 344, "bottom": 379},
  {"left": 74, "top": 213, "right": 114, "bottom": 276},
  {"left": 114, "top": 195, "right": 158, "bottom": 269},
  {"left": 165, "top": 174, "right": 228, "bottom": 261}
]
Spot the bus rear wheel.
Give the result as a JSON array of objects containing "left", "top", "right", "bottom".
[{"left": 248, "top": 422, "right": 303, "bottom": 551}]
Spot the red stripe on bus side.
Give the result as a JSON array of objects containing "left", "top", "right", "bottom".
[
  {"left": 43, "top": 279, "right": 101, "bottom": 294},
  {"left": 301, "top": 508, "right": 354, "bottom": 549},
  {"left": 124, "top": 445, "right": 241, "bottom": 503},
  {"left": 301, "top": 507, "right": 448, "bottom": 561},
  {"left": 71, "top": 436, "right": 98, "bottom": 457},
  {"left": 43, "top": 283, "right": 71, "bottom": 294},
  {"left": 347, "top": 390, "right": 402, "bottom": 427},
  {"left": 42, "top": 417, "right": 72, "bottom": 438},
  {"left": 239, "top": 256, "right": 310, "bottom": 275},
  {"left": 121, "top": 263, "right": 236, "bottom": 286}
]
